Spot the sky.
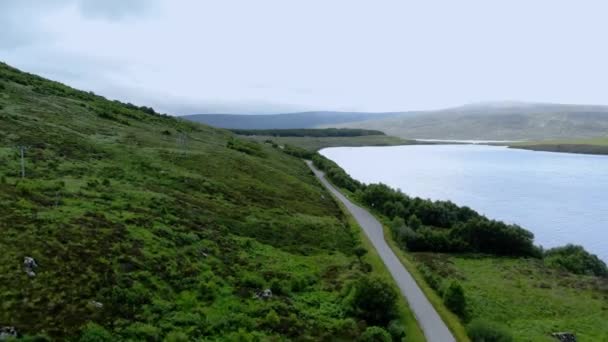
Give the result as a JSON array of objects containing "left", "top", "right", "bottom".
[{"left": 1, "top": 0, "right": 607, "bottom": 115}]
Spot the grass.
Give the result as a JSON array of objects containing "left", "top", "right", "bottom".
[
  {"left": 0, "top": 62, "right": 423, "bottom": 340},
  {"left": 245, "top": 134, "right": 412, "bottom": 151},
  {"left": 413, "top": 254, "right": 608, "bottom": 342}
]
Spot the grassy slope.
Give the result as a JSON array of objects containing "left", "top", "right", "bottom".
[
  {"left": 510, "top": 137, "right": 608, "bottom": 155},
  {"left": 0, "top": 63, "right": 420, "bottom": 340},
  {"left": 246, "top": 135, "right": 412, "bottom": 152}
]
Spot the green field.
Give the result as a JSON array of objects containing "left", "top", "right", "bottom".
[
  {"left": 246, "top": 135, "right": 412, "bottom": 151},
  {"left": 413, "top": 254, "right": 608, "bottom": 341},
  {"left": 0, "top": 62, "right": 420, "bottom": 340},
  {"left": 510, "top": 137, "right": 608, "bottom": 155}
]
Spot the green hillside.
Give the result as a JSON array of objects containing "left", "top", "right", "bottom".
[{"left": 0, "top": 63, "right": 419, "bottom": 340}]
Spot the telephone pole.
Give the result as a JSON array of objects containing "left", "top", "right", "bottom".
[{"left": 18, "top": 146, "right": 26, "bottom": 178}]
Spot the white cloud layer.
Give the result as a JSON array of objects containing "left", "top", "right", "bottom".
[{"left": 1, "top": 0, "right": 608, "bottom": 114}]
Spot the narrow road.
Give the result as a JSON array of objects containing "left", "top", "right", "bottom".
[{"left": 306, "top": 161, "right": 456, "bottom": 342}]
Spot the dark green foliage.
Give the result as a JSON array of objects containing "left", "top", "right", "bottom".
[
  {"left": 466, "top": 319, "right": 513, "bottom": 342},
  {"left": 387, "top": 320, "right": 407, "bottom": 341},
  {"left": 346, "top": 276, "right": 398, "bottom": 326},
  {"left": 79, "top": 323, "right": 114, "bottom": 342},
  {"left": 354, "top": 246, "right": 368, "bottom": 260},
  {"left": 443, "top": 280, "right": 467, "bottom": 318},
  {"left": 226, "top": 137, "right": 266, "bottom": 157},
  {"left": 231, "top": 128, "right": 386, "bottom": 137},
  {"left": 312, "top": 153, "right": 362, "bottom": 192},
  {"left": 282, "top": 144, "right": 314, "bottom": 159},
  {"left": 544, "top": 244, "right": 608, "bottom": 277},
  {"left": 359, "top": 326, "right": 392, "bottom": 342}
]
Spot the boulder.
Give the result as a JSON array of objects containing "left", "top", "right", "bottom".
[
  {"left": 551, "top": 332, "right": 576, "bottom": 342},
  {"left": 23, "top": 256, "right": 38, "bottom": 277},
  {"left": 0, "top": 326, "right": 18, "bottom": 340},
  {"left": 254, "top": 288, "right": 273, "bottom": 300}
]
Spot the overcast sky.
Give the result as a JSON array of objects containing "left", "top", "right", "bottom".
[{"left": 1, "top": 0, "right": 607, "bottom": 115}]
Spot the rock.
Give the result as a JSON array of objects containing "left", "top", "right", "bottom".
[
  {"left": 254, "top": 288, "right": 273, "bottom": 300},
  {"left": 23, "top": 256, "right": 38, "bottom": 277},
  {"left": 90, "top": 301, "right": 103, "bottom": 309},
  {"left": 551, "top": 332, "right": 576, "bottom": 342},
  {"left": 0, "top": 326, "right": 18, "bottom": 340}
]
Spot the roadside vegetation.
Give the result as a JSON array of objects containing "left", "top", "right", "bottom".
[
  {"left": 0, "top": 62, "right": 420, "bottom": 340},
  {"left": 311, "top": 152, "right": 608, "bottom": 341}
]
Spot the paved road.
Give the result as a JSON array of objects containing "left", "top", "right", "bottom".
[{"left": 306, "top": 161, "right": 456, "bottom": 342}]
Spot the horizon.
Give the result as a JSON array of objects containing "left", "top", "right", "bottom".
[{"left": 2, "top": 1, "right": 608, "bottom": 115}]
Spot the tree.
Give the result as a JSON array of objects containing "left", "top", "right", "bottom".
[
  {"left": 406, "top": 215, "right": 422, "bottom": 231},
  {"left": 354, "top": 246, "right": 368, "bottom": 261},
  {"left": 443, "top": 280, "right": 467, "bottom": 318},
  {"left": 544, "top": 244, "right": 608, "bottom": 277},
  {"left": 79, "top": 323, "right": 114, "bottom": 342},
  {"left": 347, "top": 276, "right": 398, "bottom": 325},
  {"left": 359, "top": 326, "right": 392, "bottom": 342}
]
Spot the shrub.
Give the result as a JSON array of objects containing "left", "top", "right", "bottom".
[
  {"left": 544, "top": 244, "right": 608, "bottom": 277},
  {"left": 466, "top": 319, "right": 513, "bottom": 342},
  {"left": 164, "top": 331, "right": 189, "bottom": 342},
  {"left": 443, "top": 280, "right": 467, "bottom": 318},
  {"left": 79, "top": 323, "right": 114, "bottom": 342},
  {"left": 387, "top": 320, "right": 407, "bottom": 341},
  {"left": 359, "top": 326, "right": 392, "bottom": 342},
  {"left": 347, "top": 276, "right": 398, "bottom": 325}
]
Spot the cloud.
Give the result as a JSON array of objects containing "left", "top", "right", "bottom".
[{"left": 77, "top": 0, "right": 156, "bottom": 20}]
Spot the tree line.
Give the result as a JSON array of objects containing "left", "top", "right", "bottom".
[{"left": 231, "top": 128, "right": 386, "bottom": 137}]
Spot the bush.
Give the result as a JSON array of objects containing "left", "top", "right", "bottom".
[
  {"left": 467, "top": 319, "right": 513, "bottom": 342},
  {"left": 387, "top": 320, "right": 407, "bottom": 341},
  {"left": 79, "top": 323, "right": 114, "bottom": 342},
  {"left": 359, "top": 326, "right": 392, "bottom": 342},
  {"left": 164, "top": 331, "right": 189, "bottom": 342},
  {"left": 347, "top": 276, "right": 398, "bottom": 325},
  {"left": 443, "top": 280, "right": 467, "bottom": 318},
  {"left": 544, "top": 244, "right": 608, "bottom": 277}
]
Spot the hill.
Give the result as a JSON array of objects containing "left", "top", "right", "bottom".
[
  {"left": 0, "top": 62, "right": 420, "bottom": 340},
  {"left": 183, "top": 102, "right": 608, "bottom": 141},
  {"left": 181, "top": 111, "right": 405, "bottom": 129},
  {"left": 330, "top": 102, "right": 608, "bottom": 141}
]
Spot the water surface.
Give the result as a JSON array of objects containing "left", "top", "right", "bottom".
[{"left": 321, "top": 145, "right": 608, "bottom": 262}]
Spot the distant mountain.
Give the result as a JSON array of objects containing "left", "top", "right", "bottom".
[
  {"left": 182, "top": 103, "right": 608, "bottom": 140},
  {"left": 181, "top": 111, "right": 407, "bottom": 129},
  {"left": 329, "top": 102, "right": 608, "bottom": 140}
]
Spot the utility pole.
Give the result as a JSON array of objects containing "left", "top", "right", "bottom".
[
  {"left": 176, "top": 133, "right": 188, "bottom": 153},
  {"left": 18, "top": 146, "right": 26, "bottom": 178}
]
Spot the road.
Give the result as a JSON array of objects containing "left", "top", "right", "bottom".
[{"left": 306, "top": 161, "right": 456, "bottom": 342}]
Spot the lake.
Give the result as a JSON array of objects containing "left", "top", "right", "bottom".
[{"left": 320, "top": 144, "right": 608, "bottom": 262}]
